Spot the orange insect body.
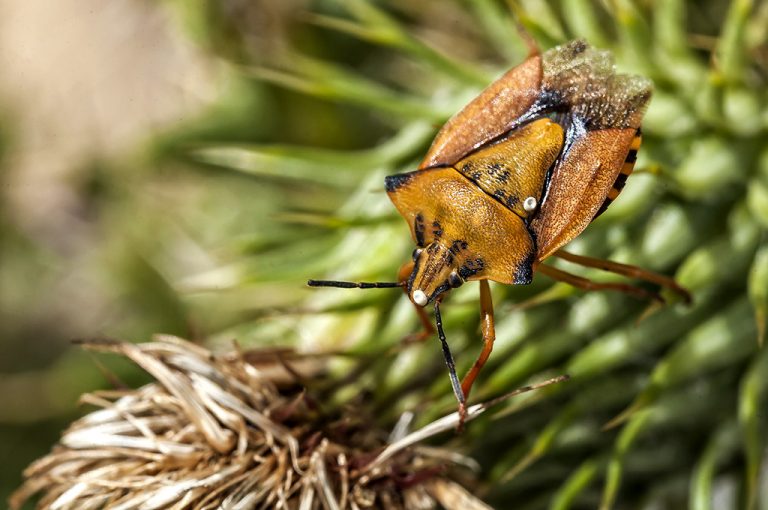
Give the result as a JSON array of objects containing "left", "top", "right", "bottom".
[
  {"left": 387, "top": 40, "right": 651, "bottom": 306},
  {"left": 310, "top": 40, "right": 688, "bottom": 420}
]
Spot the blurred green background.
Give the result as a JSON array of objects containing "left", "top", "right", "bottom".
[{"left": 1, "top": 0, "right": 767, "bottom": 508}]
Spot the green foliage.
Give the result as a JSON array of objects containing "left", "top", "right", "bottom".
[
  {"left": 4, "top": 0, "right": 768, "bottom": 508},
  {"left": 153, "top": 1, "right": 768, "bottom": 507}
]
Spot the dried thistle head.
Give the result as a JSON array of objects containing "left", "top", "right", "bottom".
[{"left": 10, "top": 336, "right": 493, "bottom": 510}]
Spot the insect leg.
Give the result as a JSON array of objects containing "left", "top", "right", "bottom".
[
  {"left": 404, "top": 305, "right": 437, "bottom": 343},
  {"left": 537, "top": 263, "right": 665, "bottom": 303},
  {"left": 397, "top": 260, "right": 414, "bottom": 283},
  {"left": 553, "top": 249, "right": 692, "bottom": 304},
  {"left": 460, "top": 280, "right": 496, "bottom": 400}
]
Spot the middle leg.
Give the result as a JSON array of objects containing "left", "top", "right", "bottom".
[
  {"left": 537, "top": 263, "right": 664, "bottom": 303},
  {"left": 554, "top": 249, "right": 691, "bottom": 303}
]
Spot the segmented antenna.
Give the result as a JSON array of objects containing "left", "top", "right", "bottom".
[
  {"left": 434, "top": 300, "right": 466, "bottom": 408},
  {"left": 307, "top": 280, "right": 404, "bottom": 289}
]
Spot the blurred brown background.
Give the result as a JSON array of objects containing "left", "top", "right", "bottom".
[{"left": 1, "top": 0, "right": 238, "bottom": 498}]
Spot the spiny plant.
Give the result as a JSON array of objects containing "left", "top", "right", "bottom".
[
  {"left": 13, "top": 0, "right": 768, "bottom": 508},
  {"left": 14, "top": 337, "right": 530, "bottom": 509}
]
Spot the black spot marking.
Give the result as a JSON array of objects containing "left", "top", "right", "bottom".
[
  {"left": 450, "top": 240, "right": 467, "bottom": 255},
  {"left": 487, "top": 163, "right": 503, "bottom": 178},
  {"left": 432, "top": 220, "right": 443, "bottom": 239},
  {"left": 625, "top": 149, "right": 638, "bottom": 164},
  {"left": 593, "top": 198, "right": 613, "bottom": 220},
  {"left": 471, "top": 171, "right": 482, "bottom": 181},
  {"left": 458, "top": 257, "right": 485, "bottom": 279},
  {"left": 614, "top": 173, "right": 629, "bottom": 191},
  {"left": 513, "top": 253, "right": 535, "bottom": 284},
  {"left": 385, "top": 173, "right": 413, "bottom": 192},
  {"left": 414, "top": 214, "right": 425, "bottom": 246},
  {"left": 491, "top": 188, "right": 521, "bottom": 211},
  {"left": 462, "top": 162, "right": 474, "bottom": 173},
  {"left": 487, "top": 163, "right": 511, "bottom": 184},
  {"left": 594, "top": 162, "right": 632, "bottom": 222}
]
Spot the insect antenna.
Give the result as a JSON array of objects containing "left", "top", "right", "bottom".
[
  {"left": 307, "top": 279, "right": 404, "bottom": 289},
  {"left": 507, "top": 1, "right": 540, "bottom": 57},
  {"left": 433, "top": 300, "right": 466, "bottom": 412}
]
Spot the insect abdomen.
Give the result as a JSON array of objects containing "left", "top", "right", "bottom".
[{"left": 592, "top": 129, "right": 642, "bottom": 220}]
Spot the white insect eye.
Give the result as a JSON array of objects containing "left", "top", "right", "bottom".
[
  {"left": 412, "top": 289, "right": 428, "bottom": 306},
  {"left": 523, "top": 196, "right": 538, "bottom": 212}
]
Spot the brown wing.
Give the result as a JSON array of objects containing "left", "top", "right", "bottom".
[
  {"left": 528, "top": 41, "right": 652, "bottom": 261},
  {"left": 591, "top": 130, "right": 642, "bottom": 219},
  {"left": 530, "top": 128, "right": 638, "bottom": 260},
  {"left": 419, "top": 54, "right": 543, "bottom": 170}
]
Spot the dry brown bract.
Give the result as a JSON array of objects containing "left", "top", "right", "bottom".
[{"left": 10, "top": 336, "right": 494, "bottom": 510}]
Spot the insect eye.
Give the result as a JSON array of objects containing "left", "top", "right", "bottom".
[
  {"left": 448, "top": 271, "right": 463, "bottom": 288},
  {"left": 412, "top": 248, "right": 423, "bottom": 261}
]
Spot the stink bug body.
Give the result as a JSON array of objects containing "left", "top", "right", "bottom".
[{"left": 310, "top": 40, "right": 690, "bottom": 421}]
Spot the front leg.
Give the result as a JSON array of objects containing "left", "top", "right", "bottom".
[{"left": 460, "top": 279, "right": 496, "bottom": 400}]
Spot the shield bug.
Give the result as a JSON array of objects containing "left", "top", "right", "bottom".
[{"left": 309, "top": 40, "right": 691, "bottom": 422}]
